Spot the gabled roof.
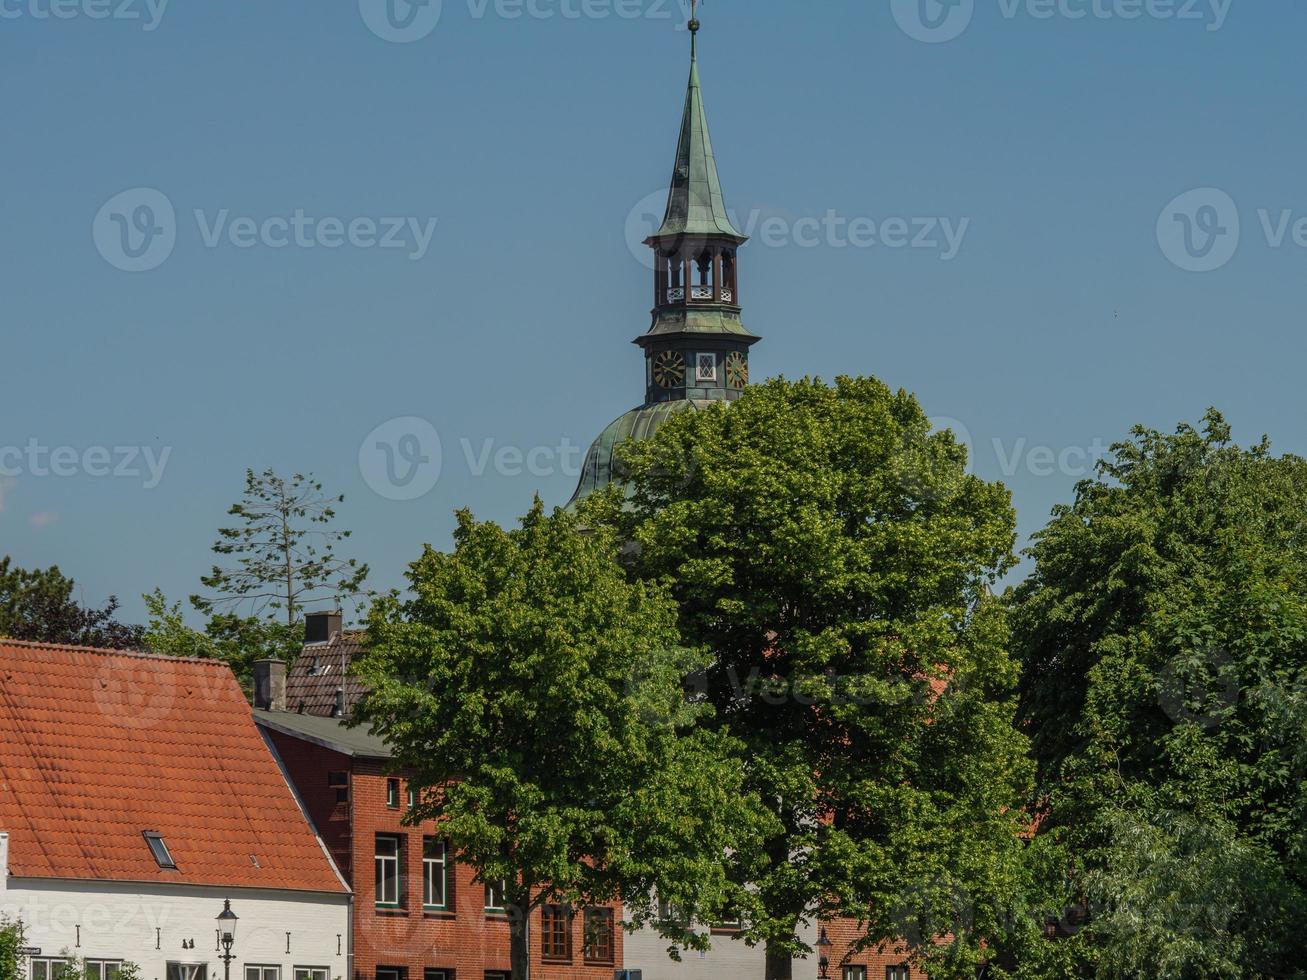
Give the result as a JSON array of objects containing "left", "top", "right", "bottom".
[
  {"left": 648, "top": 42, "right": 747, "bottom": 243},
  {"left": 254, "top": 708, "right": 391, "bottom": 759},
  {"left": 286, "top": 631, "right": 368, "bottom": 717},
  {"left": 0, "top": 639, "right": 347, "bottom": 893}
]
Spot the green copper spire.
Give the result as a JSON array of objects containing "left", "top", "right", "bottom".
[{"left": 649, "top": 11, "right": 746, "bottom": 243}]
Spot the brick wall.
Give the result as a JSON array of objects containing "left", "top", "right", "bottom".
[
  {"left": 267, "top": 732, "right": 621, "bottom": 980},
  {"left": 823, "top": 916, "right": 916, "bottom": 980}
]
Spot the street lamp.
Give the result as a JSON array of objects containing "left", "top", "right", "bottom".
[
  {"left": 816, "top": 926, "right": 833, "bottom": 979},
  {"left": 216, "top": 899, "right": 239, "bottom": 980}
]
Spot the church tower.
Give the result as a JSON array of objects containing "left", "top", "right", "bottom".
[{"left": 570, "top": 10, "right": 760, "bottom": 505}]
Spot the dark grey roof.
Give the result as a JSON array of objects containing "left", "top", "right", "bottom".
[
  {"left": 254, "top": 708, "right": 392, "bottom": 759},
  {"left": 286, "top": 631, "right": 369, "bottom": 717}
]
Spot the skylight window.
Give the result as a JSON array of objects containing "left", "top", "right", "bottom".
[{"left": 143, "top": 831, "right": 177, "bottom": 869}]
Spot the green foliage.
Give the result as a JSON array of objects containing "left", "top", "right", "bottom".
[
  {"left": 583, "top": 376, "right": 1033, "bottom": 977},
  {"left": 0, "top": 919, "right": 24, "bottom": 980},
  {"left": 115, "top": 964, "right": 142, "bottom": 980},
  {"left": 192, "top": 469, "right": 368, "bottom": 628},
  {"left": 142, "top": 589, "right": 298, "bottom": 688},
  {"left": 1011, "top": 410, "right": 1307, "bottom": 978},
  {"left": 0, "top": 557, "right": 144, "bottom": 649},
  {"left": 353, "top": 500, "right": 760, "bottom": 979}
]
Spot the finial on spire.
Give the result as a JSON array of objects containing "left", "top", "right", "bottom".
[{"left": 688, "top": 0, "right": 700, "bottom": 60}]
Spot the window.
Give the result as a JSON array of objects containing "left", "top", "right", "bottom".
[
  {"left": 386, "top": 778, "right": 400, "bottom": 808},
  {"left": 327, "top": 771, "right": 348, "bottom": 804},
  {"left": 696, "top": 352, "right": 717, "bottom": 382},
  {"left": 293, "top": 970, "right": 329, "bottom": 980},
  {"left": 540, "top": 904, "right": 572, "bottom": 962},
  {"left": 407, "top": 784, "right": 417, "bottom": 810},
  {"left": 423, "top": 972, "right": 450, "bottom": 980},
  {"left": 886, "top": 967, "right": 911, "bottom": 980},
  {"left": 658, "top": 898, "right": 687, "bottom": 926},
  {"left": 376, "top": 968, "right": 405, "bottom": 980},
  {"left": 30, "top": 960, "right": 68, "bottom": 980},
  {"left": 485, "top": 974, "right": 509, "bottom": 980},
  {"left": 85, "top": 963, "right": 122, "bottom": 980},
  {"left": 166, "top": 967, "right": 207, "bottom": 980},
  {"left": 375, "top": 834, "right": 403, "bottom": 907},
  {"left": 423, "top": 837, "right": 448, "bottom": 910},
  {"left": 583, "top": 907, "right": 614, "bottom": 964},
  {"left": 484, "top": 880, "right": 507, "bottom": 913},
  {"left": 245, "top": 968, "right": 280, "bottom": 980},
  {"left": 143, "top": 830, "right": 177, "bottom": 869},
  {"left": 711, "top": 903, "right": 742, "bottom": 932},
  {"left": 843, "top": 969, "right": 867, "bottom": 980}
]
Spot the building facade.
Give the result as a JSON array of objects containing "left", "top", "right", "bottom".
[
  {"left": 255, "top": 626, "right": 622, "bottom": 980},
  {"left": 0, "top": 640, "right": 351, "bottom": 980}
]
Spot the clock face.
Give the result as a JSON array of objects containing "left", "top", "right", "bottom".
[
  {"left": 652, "top": 350, "right": 686, "bottom": 389},
  {"left": 725, "top": 351, "right": 748, "bottom": 389}
]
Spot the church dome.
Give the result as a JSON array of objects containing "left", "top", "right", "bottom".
[{"left": 568, "top": 399, "right": 717, "bottom": 507}]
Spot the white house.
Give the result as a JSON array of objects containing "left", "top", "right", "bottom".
[{"left": 0, "top": 640, "right": 351, "bottom": 980}]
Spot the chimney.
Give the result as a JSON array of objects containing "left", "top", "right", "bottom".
[
  {"left": 1, "top": 831, "right": 9, "bottom": 894},
  {"left": 304, "top": 610, "right": 343, "bottom": 645},
  {"left": 253, "top": 659, "right": 287, "bottom": 712}
]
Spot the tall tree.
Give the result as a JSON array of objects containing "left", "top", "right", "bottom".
[
  {"left": 0, "top": 557, "right": 144, "bottom": 649},
  {"left": 352, "top": 501, "right": 764, "bottom": 980},
  {"left": 585, "top": 376, "right": 1032, "bottom": 979},
  {"left": 1010, "top": 410, "right": 1307, "bottom": 978},
  {"left": 142, "top": 590, "right": 296, "bottom": 688},
  {"left": 192, "top": 469, "right": 368, "bottom": 629}
]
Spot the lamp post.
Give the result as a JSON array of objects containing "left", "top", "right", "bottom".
[
  {"left": 816, "top": 926, "right": 833, "bottom": 979},
  {"left": 216, "top": 899, "right": 239, "bottom": 980}
]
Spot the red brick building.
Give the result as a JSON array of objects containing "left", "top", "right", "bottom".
[{"left": 255, "top": 615, "right": 622, "bottom": 980}]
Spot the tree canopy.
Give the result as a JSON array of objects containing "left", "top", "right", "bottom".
[
  {"left": 0, "top": 557, "right": 143, "bottom": 649},
  {"left": 584, "top": 376, "right": 1033, "bottom": 978},
  {"left": 1011, "top": 410, "right": 1307, "bottom": 978},
  {"left": 352, "top": 500, "right": 759, "bottom": 980}
]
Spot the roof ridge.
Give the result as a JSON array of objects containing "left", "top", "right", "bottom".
[{"left": 0, "top": 637, "right": 226, "bottom": 667}]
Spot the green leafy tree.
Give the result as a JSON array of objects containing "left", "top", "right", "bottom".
[
  {"left": 0, "top": 918, "right": 24, "bottom": 980},
  {"left": 0, "top": 557, "right": 144, "bottom": 649},
  {"left": 192, "top": 469, "right": 368, "bottom": 629},
  {"left": 142, "top": 589, "right": 297, "bottom": 688},
  {"left": 585, "top": 376, "right": 1033, "bottom": 979},
  {"left": 1010, "top": 410, "right": 1307, "bottom": 978},
  {"left": 353, "top": 500, "right": 762, "bottom": 980}
]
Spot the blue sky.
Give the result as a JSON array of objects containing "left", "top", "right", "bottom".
[{"left": 1, "top": 0, "right": 1301, "bottom": 624}]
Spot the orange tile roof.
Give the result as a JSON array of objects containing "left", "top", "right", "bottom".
[{"left": 0, "top": 639, "right": 347, "bottom": 894}]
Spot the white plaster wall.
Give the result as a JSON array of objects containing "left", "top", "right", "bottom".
[
  {"left": 0, "top": 878, "right": 350, "bottom": 980},
  {"left": 624, "top": 919, "right": 820, "bottom": 980}
]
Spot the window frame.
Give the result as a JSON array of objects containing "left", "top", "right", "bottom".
[
  {"left": 375, "top": 968, "right": 405, "bottom": 980},
  {"left": 85, "top": 961, "right": 123, "bottom": 980},
  {"left": 374, "top": 833, "right": 403, "bottom": 908},
  {"left": 30, "top": 959, "right": 68, "bottom": 980},
  {"left": 244, "top": 967, "right": 280, "bottom": 980},
  {"left": 885, "top": 967, "right": 911, "bottom": 980},
  {"left": 386, "top": 778, "right": 400, "bottom": 808},
  {"left": 422, "top": 837, "right": 449, "bottom": 911},
  {"left": 843, "top": 968, "right": 868, "bottom": 980},
  {"left": 540, "top": 904, "right": 573, "bottom": 962},
  {"left": 696, "top": 352, "right": 717, "bottom": 383},
  {"left": 582, "top": 907, "right": 615, "bottom": 964},
  {"left": 165, "top": 965, "right": 208, "bottom": 980},
  {"left": 484, "top": 879, "right": 508, "bottom": 914},
  {"left": 143, "top": 830, "right": 177, "bottom": 869},
  {"left": 293, "top": 969, "right": 329, "bottom": 980}
]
